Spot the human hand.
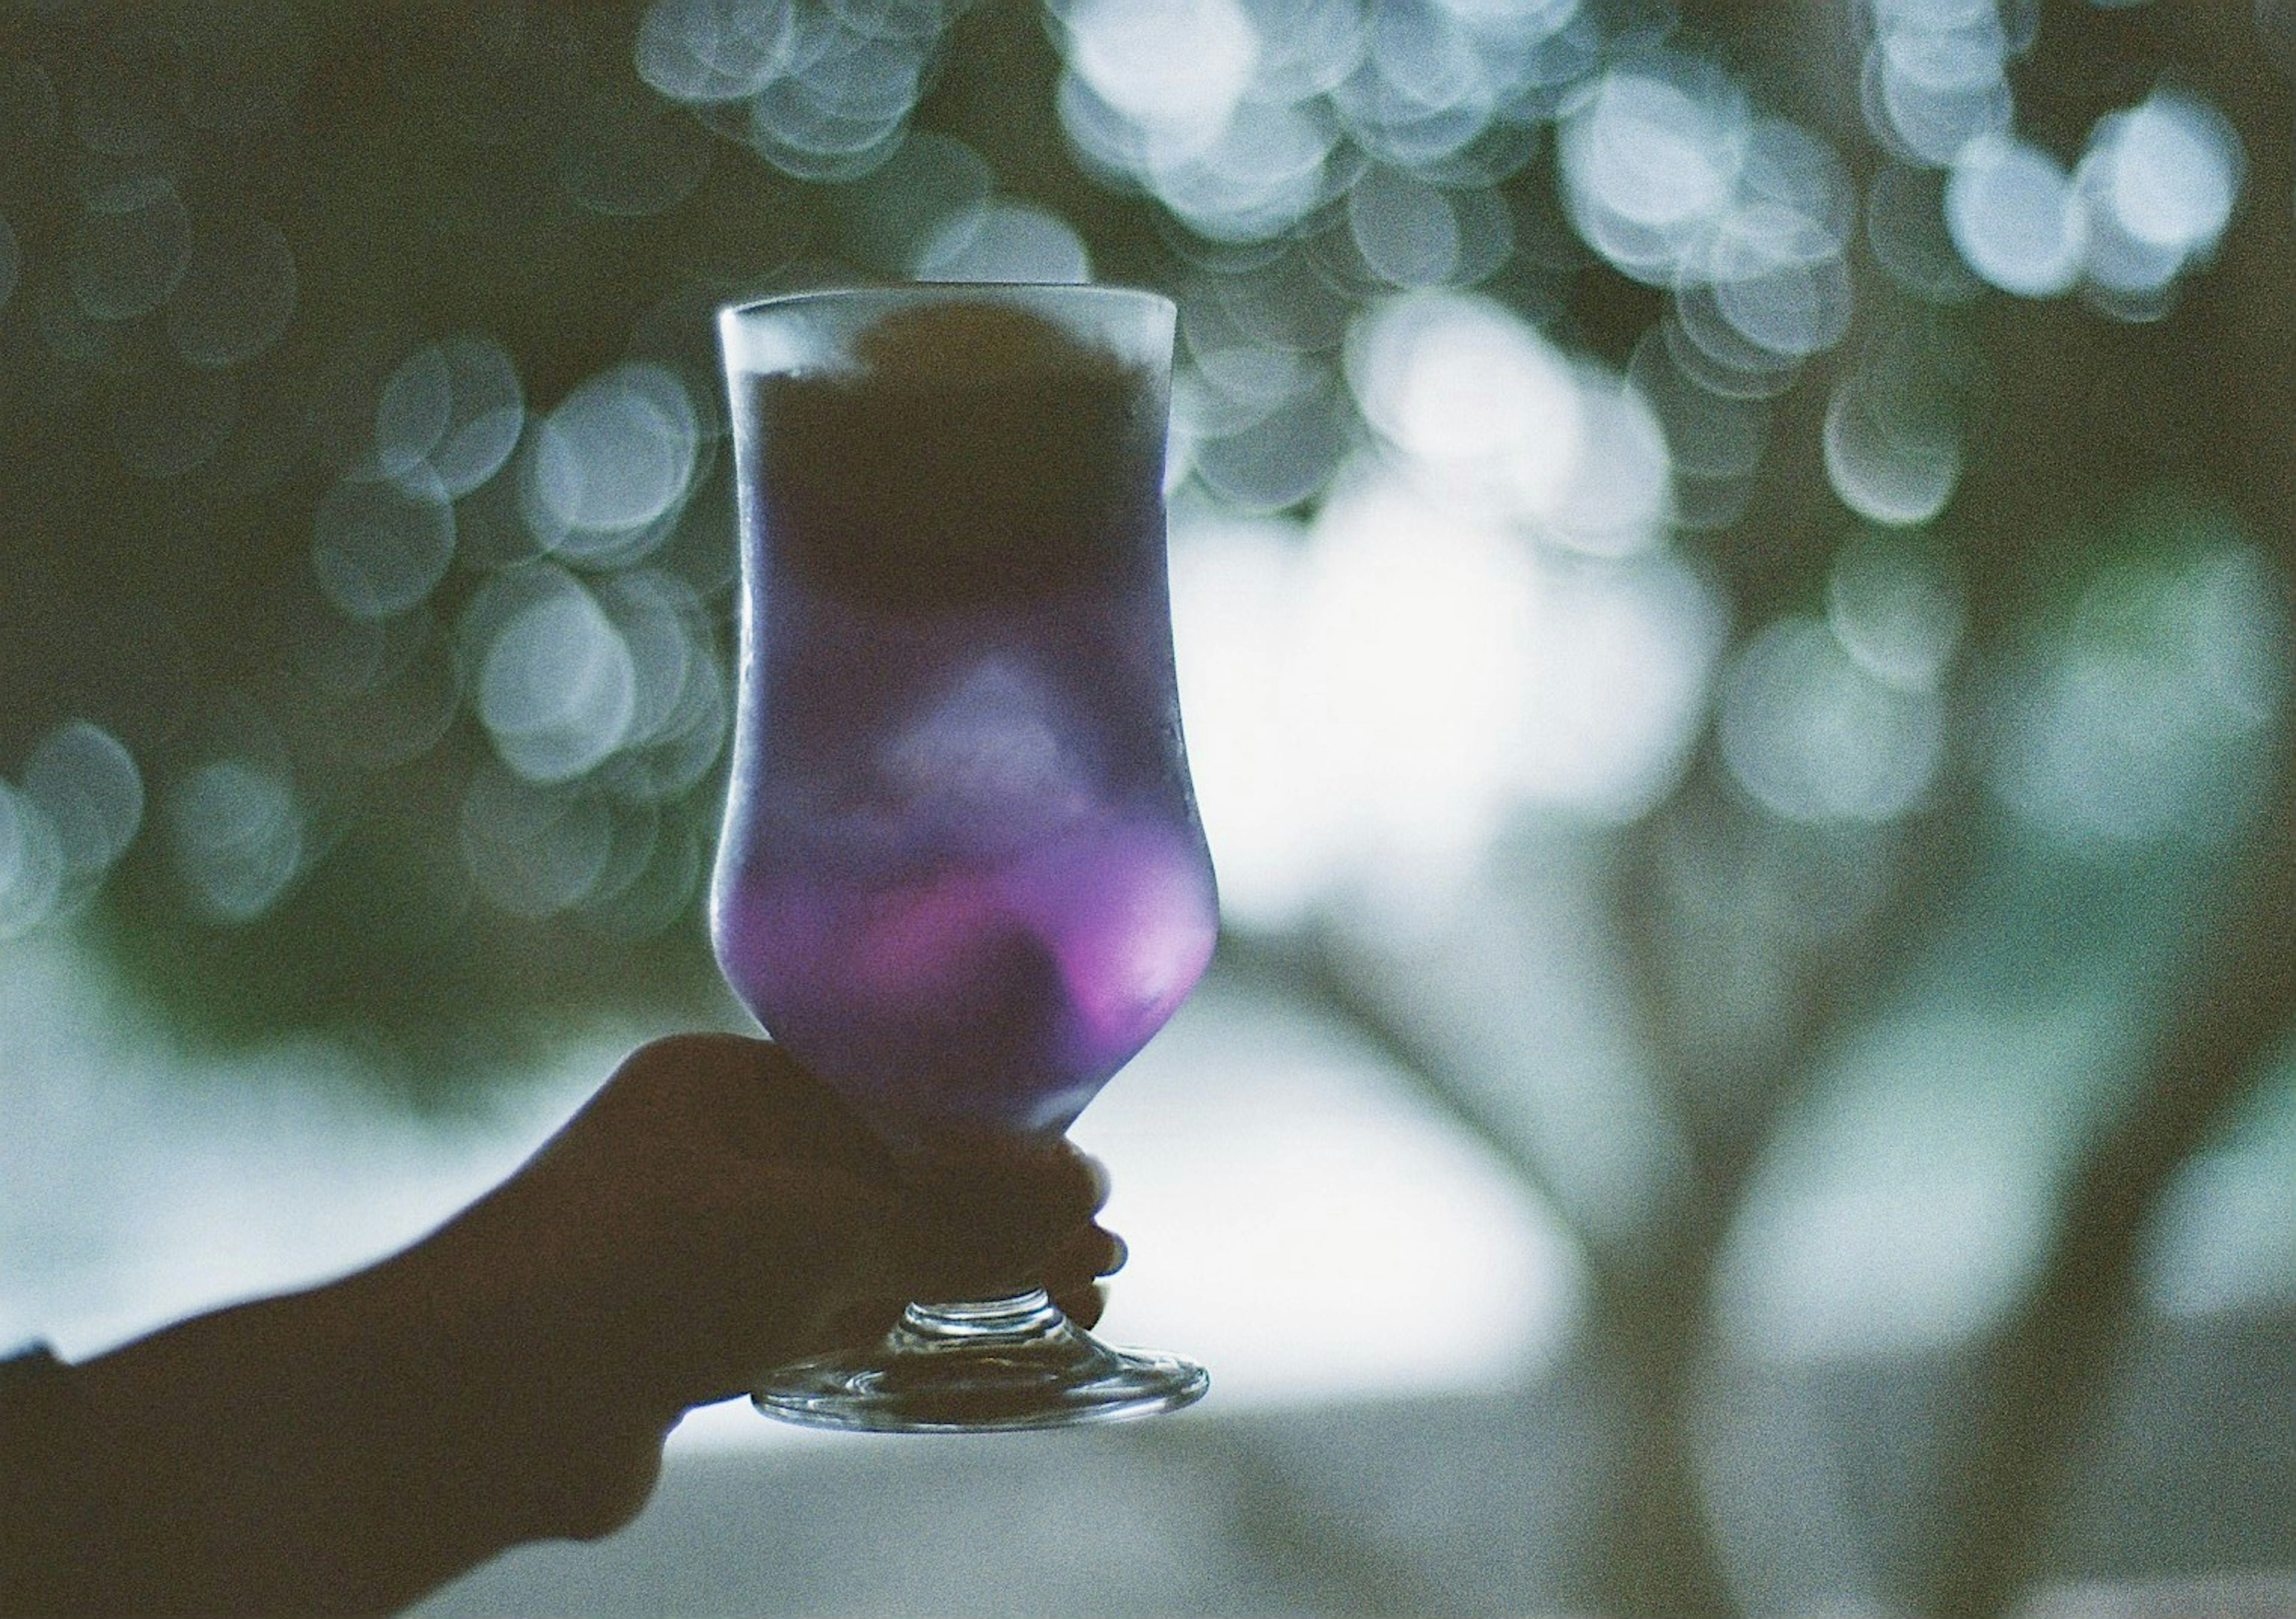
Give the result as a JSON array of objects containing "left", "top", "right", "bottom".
[
  {"left": 10, "top": 1036, "right": 1123, "bottom": 1616},
  {"left": 395, "top": 1033, "right": 1122, "bottom": 1536}
]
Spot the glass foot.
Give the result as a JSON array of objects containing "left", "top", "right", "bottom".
[{"left": 752, "top": 1289, "right": 1208, "bottom": 1432}]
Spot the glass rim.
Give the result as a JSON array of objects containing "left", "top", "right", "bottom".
[
  {"left": 718, "top": 280, "right": 1174, "bottom": 326},
  {"left": 717, "top": 282, "right": 1176, "bottom": 380}
]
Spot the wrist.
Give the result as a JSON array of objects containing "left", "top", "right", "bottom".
[
  {"left": 0, "top": 1342, "right": 88, "bottom": 1614},
  {"left": 370, "top": 1196, "right": 673, "bottom": 1544}
]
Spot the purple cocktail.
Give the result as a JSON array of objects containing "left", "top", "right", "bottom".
[{"left": 714, "top": 286, "right": 1214, "bottom": 1429}]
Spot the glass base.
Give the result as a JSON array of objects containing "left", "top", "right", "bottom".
[{"left": 752, "top": 1289, "right": 1208, "bottom": 1433}]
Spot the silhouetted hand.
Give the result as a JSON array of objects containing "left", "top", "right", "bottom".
[
  {"left": 417, "top": 1033, "right": 1123, "bottom": 1528},
  {"left": 0, "top": 1035, "right": 1123, "bottom": 1618}
]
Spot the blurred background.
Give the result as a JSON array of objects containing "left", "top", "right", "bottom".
[{"left": 3, "top": 0, "right": 2294, "bottom": 1614}]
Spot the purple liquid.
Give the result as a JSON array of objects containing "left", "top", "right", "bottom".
[{"left": 712, "top": 310, "right": 1217, "bottom": 1145}]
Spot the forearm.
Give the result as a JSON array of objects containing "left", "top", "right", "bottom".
[
  {"left": 0, "top": 1033, "right": 1112, "bottom": 1615},
  {"left": 1, "top": 1244, "right": 651, "bottom": 1618}
]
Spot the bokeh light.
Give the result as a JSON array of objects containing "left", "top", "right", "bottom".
[
  {"left": 2090, "top": 91, "right": 2240, "bottom": 257},
  {"left": 1061, "top": 0, "right": 1259, "bottom": 146},
  {"left": 1863, "top": 0, "right": 2013, "bottom": 167},
  {"left": 635, "top": 0, "right": 793, "bottom": 104},
  {"left": 0, "top": 780, "right": 66, "bottom": 940},
  {"left": 1051, "top": 0, "right": 1349, "bottom": 241},
  {"left": 166, "top": 759, "right": 305, "bottom": 925},
  {"left": 1946, "top": 133, "right": 2086, "bottom": 298},
  {"left": 1825, "top": 529, "right": 1964, "bottom": 691},
  {"left": 521, "top": 362, "right": 700, "bottom": 565},
  {"left": 1561, "top": 51, "right": 1856, "bottom": 400},
  {"left": 591, "top": 569, "right": 728, "bottom": 799},
  {"left": 460, "top": 764, "right": 616, "bottom": 919},
  {"left": 471, "top": 567, "right": 640, "bottom": 786},
  {"left": 911, "top": 199, "right": 1092, "bottom": 283},
  {"left": 1348, "top": 290, "right": 1584, "bottom": 524},
  {"left": 1990, "top": 533, "right": 2291, "bottom": 847},
  {"left": 636, "top": 0, "right": 955, "bottom": 181},
  {"left": 2076, "top": 90, "right": 2242, "bottom": 312},
  {"left": 312, "top": 471, "right": 458, "bottom": 622},
  {"left": 68, "top": 176, "right": 190, "bottom": 321},
  {"left": 376, "top": 337, "right": 526, "bottom": 500},
  {"left": 1823, "top": 370, "right": 1961, "bottom": 527},
  {"left": 1347, "top": 165, "right": 1464, "bottom": 288},
  {"left": 1703, "top": 200, "right": 1852, "bottom": 362},
  {"left": 1719, "top": 615, "right": 1944, "bottom": 824},
  {"left": 20, "top": 720, "right": 144, "bottom": 890},
  {"left": 1559, "top": 54, "right": 1747, "bottom": 288},
  {"left": 1842, "top": 0, "right": 2245, "bottom": 319},
  {"left": 1543, "top": 365, "right": 1671, "bottom": 557}
]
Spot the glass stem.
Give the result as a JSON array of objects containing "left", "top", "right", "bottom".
[{"left": 899, "top": 1289, "right": 1064, "bottom": 1346}]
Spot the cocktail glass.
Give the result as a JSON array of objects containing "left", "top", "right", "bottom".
[{"left": 712, "top": 283, "right": 1216, "bottom": 1431}]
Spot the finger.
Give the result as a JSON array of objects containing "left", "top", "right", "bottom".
[
  {"left": 894, "top": 1140, "right": 1106, "bottom": 1293},
  {"left": 1038, "top": 1224, "right": 1125, "bottom": 1303},
  {"left": 1077, "top": 1150, "right": 1112, "bottom": 1215},
  {"left": 1070, "top": 1223, "right": 1125, "bottom": 1278},
  {"left": 901, "top": 1133, "right": 1102, "bottom": 1223},
  {"left": 701, "top": 1038, "right": 899, "bottom": 1173},
  {"left": 1051, "top": 1282, "right": 1109, "bottom": 1331}
]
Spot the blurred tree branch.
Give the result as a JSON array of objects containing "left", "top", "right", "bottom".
[
  {"left": 1927, "top": 776, "right": 2296, "bottom": 1617},
  {"left": 1225, "top": 4, "right": 2296, "bottom": 1611},
  {"left": 1920, "top": 5, "right": 2296, "bottom": 1610},
  {"left": 1217, "top": 915, "right": 1742, "bottom": 1617},
  {"left": 1214, "top": 927, "right": 1580, "bottom": 1226}
]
